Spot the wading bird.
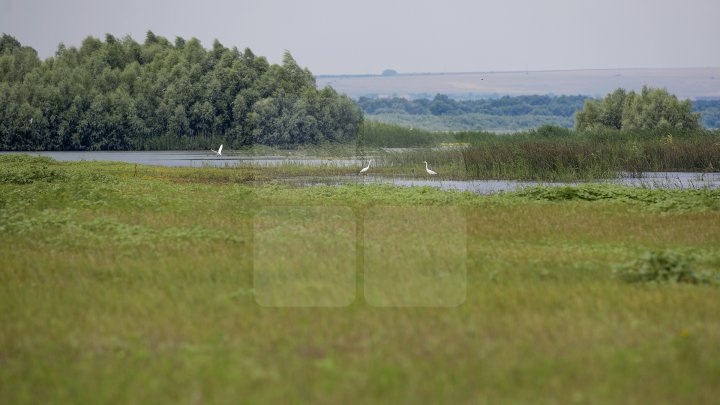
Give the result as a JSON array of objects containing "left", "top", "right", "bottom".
[
  {"left": 424, "top": 161, "right": 437, "bottom": 175},
  {"left": 211, "top": 144, "right": 223, "bottom": 156},
  {"left": 360, "top": 159, "right": 374, "bottom": 174}
]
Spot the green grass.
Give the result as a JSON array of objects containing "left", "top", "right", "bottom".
[
  {"left": 358, "top": 121, "right": 459, "bottom": 147},
  {"left": 2, "top": 156, "right": 720, "bottom": 404}
]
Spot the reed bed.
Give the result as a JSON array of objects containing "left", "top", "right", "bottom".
[
  {"left": 460, "top": 135, "right": 720, "bottom": 180},
  {"left": 361, "top": 125, "right": 720, "bottom": 180}
]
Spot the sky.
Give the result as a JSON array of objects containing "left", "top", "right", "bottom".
[{"left": 1, "top": 0, "right": 719, "bottom": 75}]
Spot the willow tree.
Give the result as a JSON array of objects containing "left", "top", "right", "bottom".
[
  {"left": 0, "top": 33, "right": 363, "bottom": 150},
  {"left": 575, "top": 86, "right": 700, "bottom": 131}
]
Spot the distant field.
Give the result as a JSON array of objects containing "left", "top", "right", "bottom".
[{"left": 317, "top": 67, "right": 720, "bottom": 100}]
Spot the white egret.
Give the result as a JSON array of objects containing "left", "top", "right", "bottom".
[
  {"left": 359, "top": 159, "right": 374, "bottom": 174},
  {"left": 424, "top": 161, "right": 437, "bottom": 175},
  {"left": 211, "top": 144, "right": 223, "bottom": 156}
]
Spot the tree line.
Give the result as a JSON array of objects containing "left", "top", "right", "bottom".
[
  {"left": 359, "top": 93, "right": 720, "bottom": 130},
  {"left": 0, "top": 32, "right": 363, "bottom": 151},
  {"left": 358, "top": 94, "right": 589, "bottom": 117}
]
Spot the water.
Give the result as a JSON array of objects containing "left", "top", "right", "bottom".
[
  {"left": 3, "top": 151, "right": 719, "bottom": 194},
  {"left": 283, "top": 172, "right": 720, "bottom": 195},
  {"left": 2, "top": 151, "right": 362, "bottom": 168}
]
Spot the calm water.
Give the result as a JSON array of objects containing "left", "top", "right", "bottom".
[
  {"left": 282, "top": 172, "right": 720, "bottom": 195},
  {"left": 3, "top": 151, "right": 362, "bottom": 168},
  {"left": 4, "top": 151, "right": 719, "bottom": 194}
]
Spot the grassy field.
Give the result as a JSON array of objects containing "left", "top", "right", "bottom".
[{"left": 2, "top": 155, "right": 720, "bottom": 404}]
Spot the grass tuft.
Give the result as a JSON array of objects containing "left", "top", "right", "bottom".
[
  {"left": 614, "top": 250, "right": 720, "bottom": 285},
  {"left": 0, "top": 155, "right": 66, "bottom": 184}
]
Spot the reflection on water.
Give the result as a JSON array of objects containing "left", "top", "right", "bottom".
[{"left": 3, "top": 151, "right": 719, "bottom": 194}]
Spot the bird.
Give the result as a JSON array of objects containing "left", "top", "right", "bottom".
[
  {"left": 359, "top": 159, "right": 374, "bottom": 175},
  {"left": 211, "top": 144, "right": 223, "bottom": 156},
  {"left": 424, "top": 161, "right": 437, "bottom": 175}
]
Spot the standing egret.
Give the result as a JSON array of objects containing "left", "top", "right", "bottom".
[
  {"left": 423, "top": 161, "right": 437, "bottom": 175},
  {"left": 211, "top": 144, "right": 223, "bottom": 156},
  {"left": 360, "top": 159, "right": 374, "bottom": 174}
]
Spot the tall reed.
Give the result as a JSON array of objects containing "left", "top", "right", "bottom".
[{"left": 452, "top": 127, "right": 719, "bottom": 180}]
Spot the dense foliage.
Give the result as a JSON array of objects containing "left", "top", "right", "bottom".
[
  {"left": 0, "top": 33, "right": 362, "bottom": 150},
  {"left": 358, "top": 94, "right": 589, "bottom": 117},
  {"left": 575, "top": 87, "right": 701, "bottom": 131},
  {"left": 694, "top": 99, "right": 720, "bottom": 129}
]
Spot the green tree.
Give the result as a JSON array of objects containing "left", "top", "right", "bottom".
[
  {"left": 622, "top": 86, "right": 700, "bottom": 131},
  {"left": 575, "top": 99, "right": 601, "bottom": 131},
  {"left": 167, "top": 104, "right": 190, "bottom": 138},
  {"left": 599, "top": 88, "right": 626, "bottom": 130},
  {"left": 575, "top": 86, "right": 701, "bottom": 131},
  {"left": 0, "top": 32, "right": 363, "bottom": 150},
  {"left": 0, "top": 34, "right": 22, "bottom": 54}
]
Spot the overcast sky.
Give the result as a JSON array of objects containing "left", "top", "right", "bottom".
[{"left": 1, "top": 0, "right": 719, "bottom": 75}]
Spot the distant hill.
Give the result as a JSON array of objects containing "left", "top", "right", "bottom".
[{"left": 316, "top": 68, "right": 720, "bottom": 100}]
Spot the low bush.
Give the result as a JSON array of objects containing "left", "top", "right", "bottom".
[
  {"left": 0, "top": 155, "right": 65, "bottom": 184},
  {"left": 614, "top": 250, "right": 720, "bottom": 285}
]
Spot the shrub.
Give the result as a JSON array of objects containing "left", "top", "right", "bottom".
[
  {"left": 0, "top": 155, "right": 65, "bottom": 184},
  {"left": 614, "top": 251, "right": 719, "bottom": 285}
]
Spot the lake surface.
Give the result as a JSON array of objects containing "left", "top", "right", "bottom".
[
  {"left": 282, "top": 172, "right": 720, "bottom": 195},
  {"left": 4, "top": 151, "right": 719, "bottom": 194},
  {"left": 4, "top": 151, "right": 363, "bottom": 168}
]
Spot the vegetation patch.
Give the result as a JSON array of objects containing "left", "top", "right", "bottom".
[
  {"left": 456, "top": 127, "right": 720, "bottom": 180},
  {"left": 2, "top": 159, "right": 720, "bottom": 404},
  {"left": 0, "top": 154, "right": 66, "bottom": 184},
  {"left": 614, "top": 250, "right": 720, "bottom": 285},
  {"left": 576, "top": 87, "right": 701, "bottom": 131},
  {"left": 515, "top": 184, "right": 720, "bottom": 212}
]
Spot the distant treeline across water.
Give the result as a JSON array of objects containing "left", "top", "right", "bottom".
[{"left": 358, "top": 95, "right": 720, "bottom": 132}]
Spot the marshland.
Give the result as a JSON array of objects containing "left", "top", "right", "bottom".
[
  {"left": 2, "top": 149, "right": 720, "bottom": 403},
  {"left": 2, "top": 29, "right": 720, "bottom": 404}
]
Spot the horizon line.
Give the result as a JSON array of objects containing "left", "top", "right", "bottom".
[{"left": 315, "top": 66, "right": 720, "bottom": 79}]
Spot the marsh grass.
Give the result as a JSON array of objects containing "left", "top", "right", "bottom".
[
  {"left": 358, "top": 121, "right": 457, "bottom": 147},
  {"left": 2, "top": 156, "right": 720, "bottom": 404},
  {"left": 358, "top": 124, "right": 720, "bottom": 180},
  {"left": 460, "top": 129, "right": 720, "bottom": 180}
]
